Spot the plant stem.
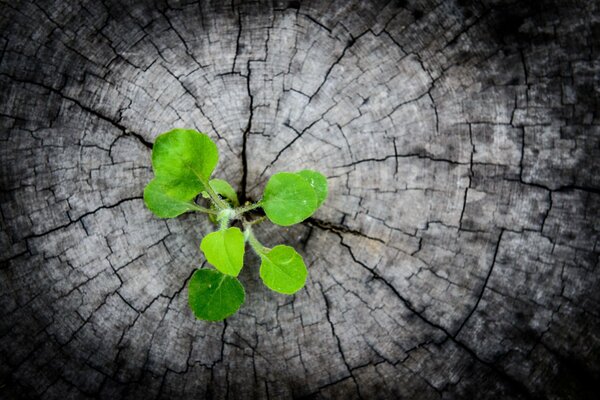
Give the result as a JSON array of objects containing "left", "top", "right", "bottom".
[
  {"left": 219, "top": 217, "right": 229, "bottom": 230},
  {"left": 243, "top": 224, "right": 268, "bottom": 255},
  {"left": 235, "top": 201, "right": 262, "bottom": 216},
  {"left": 248, "top": 216, "right": 267, "bottom": 226},
  {"left": 217, "top": 209, "right": 235, "bottom": 230},
  {"left": 201, "top": 178, "right": 229, "bottom": 210},
  {"left": 191, "top": 203, "right": 218, "bottom": 215}
]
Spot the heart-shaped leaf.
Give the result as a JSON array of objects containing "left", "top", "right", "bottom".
[
  {"left": 143, "top": 178, "right": 201, "bottom": 218},
  {"left": 259, "top": 245, "right": 307, "bottom": 294},
  {"left": 296, "top": 170, "right": 328, "bottom": 208},
  {"left": 262, "top": 172, "right": 318, "bottom": 226},
  {"left": 200, "top": 227, "right": 245, "bottom": 276},
  {"left": 152, "top": 128, "right": 218, "bottom": 195},
  {"left": 188, "top": 269, "right": 245, "bottom": 321}
]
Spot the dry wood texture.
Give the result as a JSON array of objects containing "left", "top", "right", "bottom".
[{"left": 1, "top": 0, "right": 599, "bottom": 399}]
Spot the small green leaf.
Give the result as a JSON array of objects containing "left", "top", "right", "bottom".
[
  {"left": 152, "top": 128, "right": 218, "bottom": 194},
  {"left": 262, "top": 172, "right": 318, "bottom": 226},
  {"left": 143, "top": 178, "right": 199, "bottom": 218},
  {"left": 296, "top": 170, "right": 328, "bottom": 208},
  {"left": 188, "top": 269, "right": 245, "bottom": 321},
  {"left": 200, "top": 227, "right": 245, "bottom": 276},
  {"left": 209, "top": 179, "right": 239, "bottom": 207},
  {"left": 259, "top": 245, "right": 307, "bottom": 294}
]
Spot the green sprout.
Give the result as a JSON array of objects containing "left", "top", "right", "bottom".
[{"left": 143, "top": 128, "right": 328, "bottom": 321}]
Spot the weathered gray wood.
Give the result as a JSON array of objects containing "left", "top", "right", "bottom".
[{"left": 1, "top": 0, "right": 599, "bottom": 399}]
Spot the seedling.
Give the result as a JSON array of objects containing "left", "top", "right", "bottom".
[{"left": 143, "top": 128, "right": 327, "bottom": 321}]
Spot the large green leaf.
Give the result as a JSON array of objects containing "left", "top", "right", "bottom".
[
  {"left": 209, "top": 179, "right": 239, "bottom": 207},
  {"left": 296, "top": 170, "right": 328, "bottom": 208},
  {"left": 259, "top": 245, "right": 307, "bottom": 294},
  {"left": 200, "top": 227, "right": 245, "bottom": 276},
  {"left": 143, "top": 178, "right": 200, "bottom": 218},
  {"left": 262, "top": 172, "right": 318, "bottom": 226},
  {"left": 152, "top": 128, "right": 218, "bottom": 195},
  {"left": 188, "top": 269, "right": 245, "bottom": 321}
]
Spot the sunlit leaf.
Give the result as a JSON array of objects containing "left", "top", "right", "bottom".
[
  {"left": 259, "top": 245, "right": 307, "bottom": 294},
  {"left": 296, "top": 170, "right": 328, "bottom": 208},
  {"left": 262, "top": 172, "right": 318, "bottom": 226},
  {"left": 152, "top": 128, "right": 218, "bottom": 195},
  {"left": 200, "top": 227, "right": 245, "bottom": 276}
]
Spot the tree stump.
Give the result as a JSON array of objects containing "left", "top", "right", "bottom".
[{"left": 1, "top": 0, "right": 599, "bottom": 399}]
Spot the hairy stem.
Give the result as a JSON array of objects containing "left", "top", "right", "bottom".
[
  {"left": 235, "top": 201, "right": 262, "bottom": 216},
  {"left": 243, "top": 225, "right": 269, "bottom": 255},
  {"left": 202, "top": 178, "right": 230, "bottom": 210},
  {"left": 219, "top": 217, "right": 229, "bottom": 230},
  {"left": 217, "top": 209, "right": 235, "bottom": 230},
  {"left": 248, "top": 216, "right": 267, "bottom": 226},
  {"left": 191, "top": 203, "right": 219, "bottom": 215}
]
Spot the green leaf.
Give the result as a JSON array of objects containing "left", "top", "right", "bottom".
[
  {"left": 152, "top": 128, "right": 218, "bottom": 195},
  {"left": 143, "top": 178, "right": 199, "bottom": 218},
  {"left": 259, "top": 245, "right": 307, "bottom": 294},
  {"left": 209, "top": 179, "right": 239, "bottom": 207},
  {"left": 296, "top": 170, "right": 328, "bottom": 208},
  {"left": 188, "top": 269, "right": 245, "bottom": 321},
  {"left": 262, "top": 172, "right": 318, "bottom": 226},
  {"left": 200, "top": 227, "right": 245, "bottom": 276}
]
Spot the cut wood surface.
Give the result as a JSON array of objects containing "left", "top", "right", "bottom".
[{"left": 1, "top": 0, "right": 599, "bottom": 399}]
